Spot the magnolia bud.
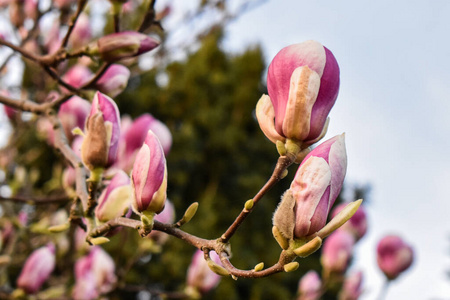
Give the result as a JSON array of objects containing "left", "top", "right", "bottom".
[
  {"left": 96, "top": 31, "right": 159, "bottom": 62},
  {"left": 58, "top": 96, "right": 91, "bottom": 142},
  {"left": 338, "top": 271, "right": 363, "bottom": 300},
  {"left": 273, "top": 135, "right": 347, "bottom": 241},
  {"left": 16, "top": 243, "right": 56, "bottom": 294},
  {"left": 96, "top": 64, "right": 130, "bottom": 97},
  {"left": 257, "top": 40, "right": 339, "bottom": 146},
  {"left": 73, "top": 246, "right": 117, "bottom": 300},
  {"left": 186, "top": 250, "right": 222, "bottom": 295},
  {"left": 81, "top": 92, "right": 120, "bottom": 170},
  {"left": 131, "top": 130, "right": 167, "bottom": 215},
  {"left": 376, "top": 235, "right": 414, "bottom": 280},
  {"left": 321, "top": 230, "right": 354, "bottom": 274},
  {"left": 331, "top": 203, "right": 368, "bottom": 241},
  {"left": 95, "top": 170, "right": 132, "bottom": 223},
  {"left": 62, "top": 65, "right": 93, "bottom": 90},
  {"left": 298, "top": 271, "right": 322, "bottom": 300}
]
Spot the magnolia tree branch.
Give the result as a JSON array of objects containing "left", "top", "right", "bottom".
[
  {"left": 220, "top": 153, "right": 296, "bottom": 243},
  {"left": 0, "top": 194, "right": 69, "bottom": 205},
  {"left": 60, "top": 0, "right": 89, "bottom": 49}
]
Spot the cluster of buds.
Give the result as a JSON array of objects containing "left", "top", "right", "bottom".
[{"left": 257, "top": 40, "right": 340, "bottom": 155}]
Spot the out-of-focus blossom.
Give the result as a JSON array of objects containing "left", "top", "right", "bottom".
[
  {"left": 273, "top": 135, "right": 347, "bottom": 241},
  {"left": 81, "top": 92, "right": 120, "bottom": 170},
  {"left": 95, "top": 31, "right": 159, "bottom": 62},
  {"left": 16, "top": 243, "right": 56, "bottom": 294},
  {"left": 53, "top": 0, "right": 72, "bottom": 10},
  {"left": 257, "top": 40, "right": 339, "bottom": 147},
  {"left": 321, "top": 230, "right": 354, "bottom": 274},
  {"left": 297, "top": 271, "right": 322, "bottom": 300},
  {"left": 331, "top": 203, "right": 367, "bottom": 241},
  {"left": 96, "top": 64, "right": 130, "bottom": 97},
  {"left": 339, "top": 271, "right": 363, "bottom": 300},
  {"left": 24, "top": 0, "right": 38, "bottom": 20},
  {"left": 186, "top": 250, "right": 222, "bottom": 295},
  {"left": 376, "top": 235, "right": 414, "bottom": 280},
  {"left": 73, "top": 246, "right": 117, "bottom": 300},
  {"left": 62, "top": 65, "right": 93, "bottom": 90},
  {"left": 95, "top": 170, "right": 132, "bottom": 223},
  {"left": 69, "top": 13, "right": 92, "bottom": 49},
  {"left": 117, "top": 113, "right": 172, "bottom": 171},
  {"left": 131, "top": 130, "right": 167, "bottom": 215},
  {"left": 58, "top": 96, "right": 91, "bottom": 142}
]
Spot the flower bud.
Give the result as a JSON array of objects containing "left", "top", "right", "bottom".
[
  {"left": 58, "top": 96, "right": 91, "bottom": 142},
  {"left": 376, "top": 235, "right": 414, "bottom": 280},
  {"left": 331, "top": 203, "right": 368, "bottom": 241},
  {"left": 257, "top": 40, "right": 339, "bottom": 146},
  {"left": 96, "top": 31, "right": 159, "bottom": 62},
  {"left": 273, "top": 135, "right": 347, "bottom": 241},
  {"left": 16, "top": 243, "right": 56, "bottom": 294},
  {"left": 95, "top": 170, "right": 132, "bottom": 223},
  {"left": 297, "top": 271, "right": 322, "bottom": 300},
  {"left": 131, "top": 130, "right": 167, "bottom": 215},
  {"left": 95, "top": 64, "right": 130, "bottom": 97},
  {"left": 338, "top": 271, "right": 363, "bottom": 300},
  {"left": 321, "top": 230, "right": 354, "bottom": 274},
  {"left": 81, "top": 92, "right": 120, "bottom": 170},
  {"left": 73, "top": 246, "right": 117, "bottom": 300},
  {"left": 186, "top": 250, "right": 222, "bottom": 295},
  {"left": 24, "top": 0, "right": 37, "bottom": 20},
  {"left": 62, "top": 65, "right": 93, "bottom": 90}
]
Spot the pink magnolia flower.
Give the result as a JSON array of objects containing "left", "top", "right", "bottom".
[
  {"left": 73, "top": 246, "right": 117, "bottom": 300},
  {"left": 62, "top": 65, "right": 93, "bottom": 90},
  {"left": 257, "top": 40, "right": 339, "bottom": 146},
  {"left": 95, "top": 170, "right": 132, "bottom": 223},
  {"left": 321, "top": 230, "right": 354, "bottom": 274},
  {"left": 376, "top": 235, "right": 414, "bottom": 280},
  {"left": 186, "top": 250, "right": 222, "bottom": 295},
  {"left": 58, "top": 96, "right": 91, "bottom": 142},
  {"left": 117, "top": 113, "right": 172, "bottom": 171},
  {"left": 69, "top": 13, "right": 92, "bottom": 49},
  {"left": 298, "top": 271, "right": 322, "bottom": 300},
  {"left": 24, "top": 0, "right": 38, "bottom": 20},
  {"left": 16, "top": 243, "right": 56, "bottom": 294},
  {"left": 81, "top": 92, "right": 121, "bottom": 170},
  {"left": 339, "top": 271, "right": 363, "bottom": 300},
  {"left": 131, "top": 130, "right": 167, "bottom": 214},
  {"left": 331, "top": 203, "right": 368, "bottom": 241},
  {"left": 96, "top": 64, "right": 130, "bottom": 97},
  {"left": 96, "top": 31, "right": 159, "bottom": 62}
]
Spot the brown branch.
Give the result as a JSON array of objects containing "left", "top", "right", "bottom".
[
  {"left": 138, "top": 0, "right": 157, "bottom": 32},
  {"left": 0, "top": 194, "right": 69, "bottom": 205},
  {"left": 0, "top": 38, "right": 41, "bottom": 63},
  {"left": 220, "top": 153, "right": 296, "bottom": 243},
  {"left": 81, "top": 63, "right": 112, "bottom": 89},
  {"left": 60, "top": 0, "right": 88, "bottom": 48},
  {"left": 0, "top": 94, "right": 45, "bottom": 114}
]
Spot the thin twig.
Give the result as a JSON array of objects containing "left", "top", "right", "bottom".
[
  {"left": 0, "top": 194, "right": 69, "bottom": 204},
  {"left": 60, "top": 0, "right": 88, "bottom": 48},
  {"left": 220, "top": 153, "right": 296, "bottom": 243}
]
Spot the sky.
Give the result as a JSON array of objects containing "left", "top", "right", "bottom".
[
  {"left": 220, "top": 0, "right": 450, "bottom": 299},
  {"left": 161, "top": 0, "right": 450, "bottom": 299}
]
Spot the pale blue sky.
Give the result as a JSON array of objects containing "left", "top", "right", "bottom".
[{"left": 220, "top": 0, "right": 450, "bottom": 299}]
